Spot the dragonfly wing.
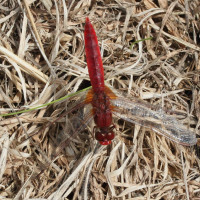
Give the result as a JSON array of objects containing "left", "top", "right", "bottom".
[
  {"left": 111, "top": 97, "right": 197, "bottom": 146},
  {"left": 54, "top": 87, "right": 93, "bottom": 115},
  {"left": 54, "top": 104, "right": 94, "bottom": 156},
  {"left": 27, "top": 88, "right": 93, "bottom": 140}
]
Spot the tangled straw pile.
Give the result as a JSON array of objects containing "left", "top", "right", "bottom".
[{"left": 0, "top": 0, "right": 200, "bottom": 199}]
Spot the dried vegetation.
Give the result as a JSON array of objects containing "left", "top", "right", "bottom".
[{"left": 0, "top": 0, "right": 200, "bottom": 199}]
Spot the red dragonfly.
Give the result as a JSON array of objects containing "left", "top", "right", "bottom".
[{"left": 32, "top": 18, "right": 196, "bottom": 154}]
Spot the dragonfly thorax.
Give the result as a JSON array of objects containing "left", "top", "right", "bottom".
[{"left": 92, "top": 92, "right": 112, "bottom": 128}]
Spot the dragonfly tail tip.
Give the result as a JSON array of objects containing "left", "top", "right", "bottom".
[{"left": 85, "top": 17, "right": 90, "bottom": 23}]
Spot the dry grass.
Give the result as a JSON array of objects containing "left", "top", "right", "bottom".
[{"left": 0, "top": 0, "right": 200, "bottom": 199}]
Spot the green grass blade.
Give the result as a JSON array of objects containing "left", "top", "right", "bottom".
[
  {"left": 0, "top": 86, "right": 92, "bottom": 117},
  {"left": 130, "top": 37, "right": 153, "bottom": 49}
]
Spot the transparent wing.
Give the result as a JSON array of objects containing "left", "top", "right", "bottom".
[
  {"left": 28, "top": 88, "right": 93, "bottom": 139},
  {"left": 111, "top": 97, "right": 197, "bottom": 146},
  {"left": 53, "top": 103, "right": 94, "bottom": 157}
]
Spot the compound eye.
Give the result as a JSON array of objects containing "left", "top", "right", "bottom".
[
  {"left": 99, "top": 140, "right": 111, "bottom": 145},
  {"left": 95, "top": 132, "right": 106, "bottom": 141},
  {"left": 105, "top": 132, "right": 114, "bottom": 140}
]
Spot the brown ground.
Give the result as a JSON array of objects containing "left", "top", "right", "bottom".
[{"left": 0, "top": 0, "right": 200, "bottom": 199}]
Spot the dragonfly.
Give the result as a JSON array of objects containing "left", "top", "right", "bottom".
[
  {"left": 29, "top": 18, "right": 196, "bottom": 157},
  {"left": 78, "top": 17, "right": 196, "bottom": 146}
]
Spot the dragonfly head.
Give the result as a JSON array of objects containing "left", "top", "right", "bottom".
[{"left": 95, "top": 127, "right": 115, "bottom": 145}]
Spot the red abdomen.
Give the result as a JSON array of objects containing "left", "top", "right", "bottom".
[{"left": 84, "top": 17, "right": 105, "bottom": 93}]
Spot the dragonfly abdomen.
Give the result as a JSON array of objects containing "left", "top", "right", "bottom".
[{"left": 84, "top": 17, "right": 105, "bottom": 93}]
